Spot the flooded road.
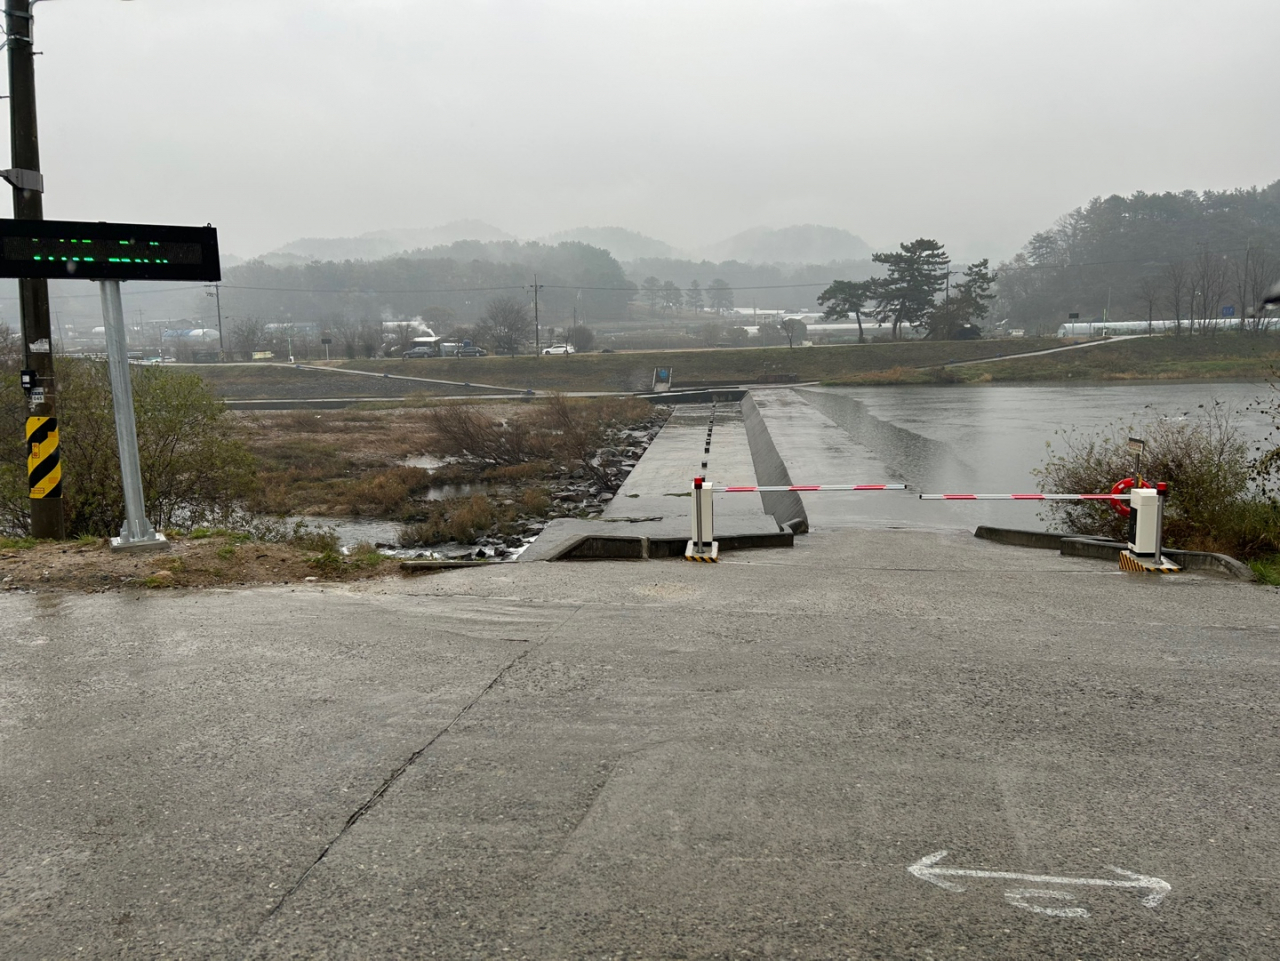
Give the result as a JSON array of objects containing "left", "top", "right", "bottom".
[{"left": 755, "top": 381, "right": 1273, "bottom": 532}]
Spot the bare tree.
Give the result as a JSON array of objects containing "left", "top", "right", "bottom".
[
  {"left": 1163, "top": 260, "right": 1192, "bottom": 335},
  {"left": 229, "top": 316, "right": 266, "bottom": 360},
  {"left": 1234, "top": 245, "right": 1280, "bottom": 333},
  {"left": 358, "top": 320, "right": 382, "bottom": 358},
  {"left": 329, "top": 316, "right": 360, "bottom": 359},
  {"left": 779, "top": 317, "right": 807, "bottom": 348},
  {"left": 392, "top": 321, "right": 416, "bottom": 354},
  {"left": 1191, "top": 248, "right": 1231, "bottom": 334},
  {"left": 478, "top": 296, "right": 533, "bottom": 356}
]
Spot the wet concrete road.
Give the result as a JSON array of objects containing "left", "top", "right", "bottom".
[{"left": 3, "top": 529, "right": 1279, "bottom": 959}]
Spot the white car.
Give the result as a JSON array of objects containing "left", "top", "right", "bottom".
[{"left": 542, "top": 344, "right": 574, "bottom": 355}]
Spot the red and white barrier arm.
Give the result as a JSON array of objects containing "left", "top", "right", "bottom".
[
  {"left": 713, "top": 484, "right": 907, "bottom": 493},
  {"left": 919, "top": 493, "right": 1129, "bottom": 501}
]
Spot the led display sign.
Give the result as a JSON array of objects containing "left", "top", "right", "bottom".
[{"left": 0, "top": 219, "right": 220, "bottom": 282}]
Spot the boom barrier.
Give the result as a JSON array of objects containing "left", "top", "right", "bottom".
[
  {"left": 716, "top": 484, "right": 906, "bottom": 493},
  {"left": 686, "top": 477, "right": 903, "bottom": 562},
  {"left": 919, "top": 493, "right": 1127, "bottom": 501},
  {"left": 685, "top": 475, "right": 1176, "bottom": 573}
]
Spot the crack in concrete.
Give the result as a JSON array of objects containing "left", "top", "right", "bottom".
[{"left": 252, "top": 645, "right": 533, "bottom": 936}]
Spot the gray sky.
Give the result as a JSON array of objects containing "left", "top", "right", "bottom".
[{"left": 27, "top": 0, "right": 1280, "bottom": 263}]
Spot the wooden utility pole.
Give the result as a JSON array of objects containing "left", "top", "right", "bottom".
[
  {"left": 6, "top": 0, "right": 64, "bottom": 538},
  {"left": 530, "top": 274, "right": 543, "bottom": 354}
]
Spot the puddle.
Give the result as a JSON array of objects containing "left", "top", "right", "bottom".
[{"left": 402, "top": 454, "right": 448, "bottom": 469}]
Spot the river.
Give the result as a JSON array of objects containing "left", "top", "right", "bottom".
[{"left": 762, "top": 380, "right": 1275, "bottom": 533}]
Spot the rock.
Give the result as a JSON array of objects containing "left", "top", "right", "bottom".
[
  {"left": 599, "top": 492, "right": 615, "bottom": 502},
  {"left": 305, "top": 576, "right": 319, "bottom": 582}
]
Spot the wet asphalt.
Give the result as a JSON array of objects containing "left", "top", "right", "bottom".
[{"left": 2, "top": 526, "right": 1278, "bottom": 959}]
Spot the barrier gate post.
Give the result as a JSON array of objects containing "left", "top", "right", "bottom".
[
  {"left": 1121, "top": 482, "right": 1178, "bottom": 573},
  {"left": 685, "top": 476, "right": 719, "bottom": 563}
]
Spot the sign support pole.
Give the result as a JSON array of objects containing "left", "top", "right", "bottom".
[
  {"left": 7, "top": 0, "right": 63, "bottom": 539},
  {"left": 99, "top": 279, "right": 167, "bottom": 552}
]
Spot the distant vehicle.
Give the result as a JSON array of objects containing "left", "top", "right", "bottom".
[
  {"left": 401, "top": 346, "right": 434, "bottom": 358},
  {"left": 542, "top": 344, "right": 574, "bottom": 355},
  {"left": 456, "top": 346, "right": 487, "bottom": 357},
  {"left": 599, "top": 347, "right": 615, "bottom": 353}
]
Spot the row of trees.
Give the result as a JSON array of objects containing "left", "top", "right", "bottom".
[
  {"left": 992, "top": 183, "right": 1280, "bottom": 332},
  {"left": 638, "top": 277, "right": 734, "bottom": 315},
  {"left": 816, "top": 239, "right": 995, "bottom": 341}
]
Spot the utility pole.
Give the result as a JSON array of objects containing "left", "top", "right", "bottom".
[
  {"left": 206, "top": 283, "right": 223, "bottom": 360},
  {"left": 6, "top": 0, "right": 64, "bottom": 539},
  {"left": 529, "top": 274, "right": 543, "bottom": 355}
]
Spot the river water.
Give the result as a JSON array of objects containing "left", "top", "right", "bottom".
[{"left": 772, "top": 380, "right": 1275, "bottom": 533}]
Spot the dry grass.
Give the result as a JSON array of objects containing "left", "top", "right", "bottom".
[{"left": 235, "top": 397, "right": 664, "bottom": 526}]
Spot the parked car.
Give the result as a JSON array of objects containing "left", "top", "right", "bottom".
[
  {"left": 456, "top": 346, "right": 487, "bottom": 357},
  {"left": 401, "top": 346, "right": 434, "bottom": 358},
  {"left": 542, "top": 344, "right": 574, "bottom": 355}
]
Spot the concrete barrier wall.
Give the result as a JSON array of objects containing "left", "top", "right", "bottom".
[{"left": 740, "top": 392, "right": 809, "bottom": 533}]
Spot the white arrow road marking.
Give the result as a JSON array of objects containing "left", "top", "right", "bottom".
[
  {"left": 909, "top": 850, "right": 1171, "bottom": 908},
  {"left": 1003, "top": 888, "right": 1090, "bottom": 918}
]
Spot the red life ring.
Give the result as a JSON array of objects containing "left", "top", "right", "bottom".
[{"left": 1109, "top": 477, "right": 1153, "bottom": 517}]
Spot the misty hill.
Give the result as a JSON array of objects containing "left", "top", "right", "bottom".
[
  {"left": 215, "top": 240, "right": 635, "bottom": 332},
  {"left": 626, "top": 257, "right": 876, "bottom": 312},
  {"left": 541, "top": 227, "right": 677, "bottom": 262},
  {"left": 271, "top": 220, "right": 514, "bottom": 262},
  {"left": 994, "top": 180, "right": 1280, "bottom": 333},
  {"left": 701, "top": 225, "right": 872, "bottom": 265}
]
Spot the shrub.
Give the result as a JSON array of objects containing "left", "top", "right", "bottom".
[
  {"left": 0, "top": 360, "right": 258, "bottom": 537},
  {"left": 1034, "top": 403, "right": 1280, "bottom": 557}
]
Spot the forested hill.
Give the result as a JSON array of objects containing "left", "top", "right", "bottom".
[
  {"left": 218, "top": 240, "right": 636, "bottom": 328},
  {"left": 995, "top": 181, "right": 1280, "bottom": 333},
  {"left": 214, "top": 241, "right": 879, "bottom": 325}
]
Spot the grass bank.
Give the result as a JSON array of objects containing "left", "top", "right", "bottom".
[
  {"left": 334, "top": 339, "right": 1054, "bottom": 393},
  {"left": 188, "top": 335, "right": 1280, "bottom": 401},
  {"left": 834, "top": 333, "right": 1280, "bottom": 386}
]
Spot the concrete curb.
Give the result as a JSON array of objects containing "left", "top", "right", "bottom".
[
  {"left": 741, "top": 392, "right": 809, "bottom": 534},
  {"left": 544, "top": 530, "right": 794, "bottom": 561},
  {"left": 974, "top": 526, "right": 1257, "bottom": 581}
]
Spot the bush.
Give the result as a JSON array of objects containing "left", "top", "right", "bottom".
[
  {"left": 1034, "top": 403, "right": 1280, "bottom": 557},
  {"left": 0, "top": 360, "right": 258, "bottom": 538}
]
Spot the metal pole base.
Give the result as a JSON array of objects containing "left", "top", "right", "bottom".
[
  {"left": 111, "top": 529, "right": 169, "bottom": 553},
  {"left": 684, "top": 540, "right": 719, "bottom": 563}
]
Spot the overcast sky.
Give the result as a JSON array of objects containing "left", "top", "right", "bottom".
[{"left": 25, "top": 0, "right": 1280, "bottom": 263}]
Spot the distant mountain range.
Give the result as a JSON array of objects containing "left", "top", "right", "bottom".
[
  {"left": 260, "top": 221, "right": 873, "bottom": 267},
  {"left": 539, "top": 226, "right": 677, "bottom": 261},
  {"left": 701, "top": 224, "right": 872, "bottom": 265},
  {"left": 268, "top": 220, "right": 515, "bottom": 264}
]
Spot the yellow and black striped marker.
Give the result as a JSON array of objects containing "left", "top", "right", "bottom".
[
  {"left": 684, "top": 540, "right": 719, "bottom": 562},
  {"left": 26, "top": 416, "right": 61, "bottom": 499},
  {"left": 1119, "top": 550, "right": 1179, "bottom": 574}
]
